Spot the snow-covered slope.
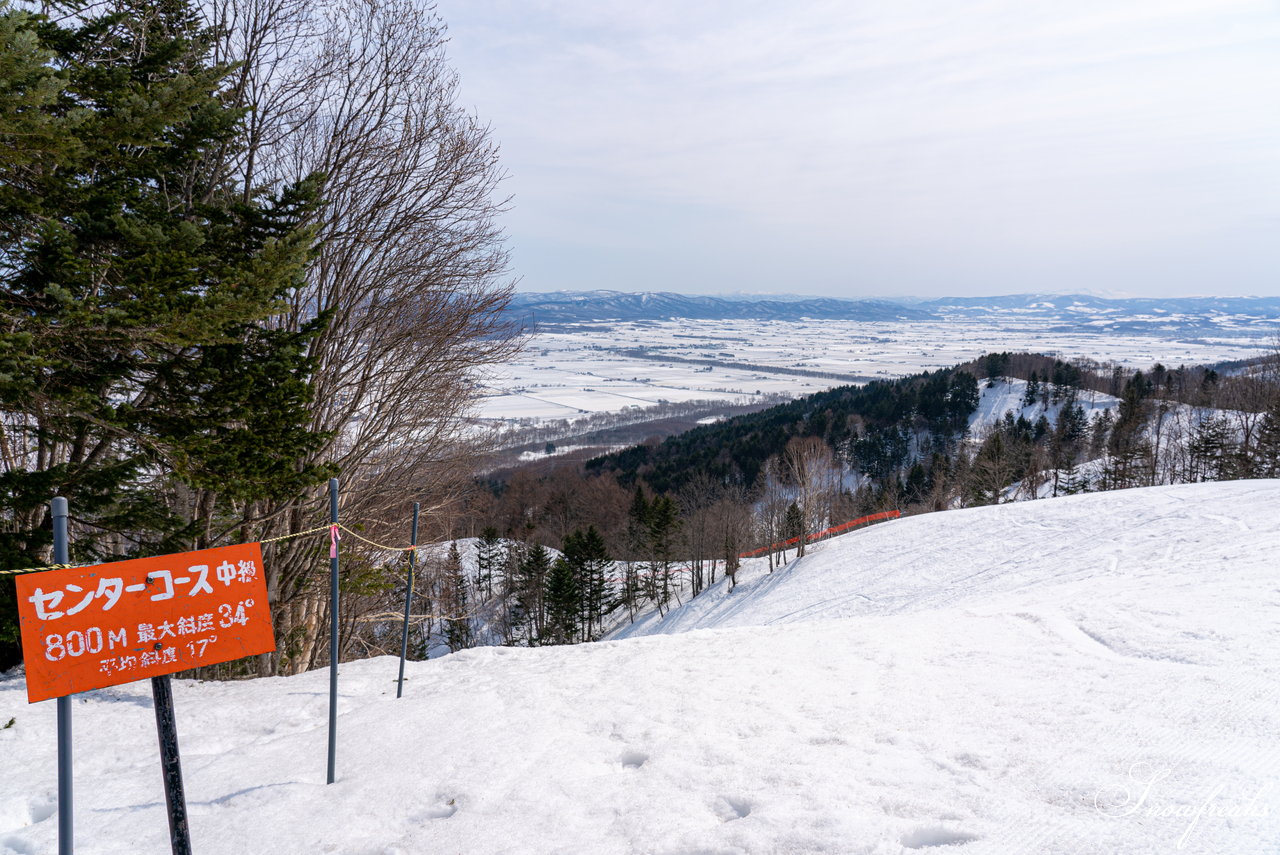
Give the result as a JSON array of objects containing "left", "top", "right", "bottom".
[
  {"left": 4, "top": 481, "right": 1280, "bottom": 854},
  {"left": 615, "top": 479, "right": 1280, "bottom": 651},
  {"left": 966, "top": 378, "right": 1263, "bottom": 500},
  {"left": 967, "top": 377, "right": 1118, "bottom": 437}
]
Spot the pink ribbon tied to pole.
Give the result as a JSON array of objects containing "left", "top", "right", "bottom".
[{"left": 330, "top": 524, "right": 341, "bottom": 558}]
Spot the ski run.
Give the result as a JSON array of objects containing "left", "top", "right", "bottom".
[{"left": 3, "top": 479, "right": 1279, "bottom": 854}]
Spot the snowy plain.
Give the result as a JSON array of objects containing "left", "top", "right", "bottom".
[
  {"left": 4, "top": 480, "right": 1280, "bottom": 854},
  {"left": 476, "top": 316, "right": 1268, "bottom": 428}
]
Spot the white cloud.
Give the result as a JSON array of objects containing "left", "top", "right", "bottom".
[{"left": 435, "top": 0, "right": 1280, "bottom": 296}]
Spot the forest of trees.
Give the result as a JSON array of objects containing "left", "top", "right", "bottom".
[{"left": 386, "top": 349, "right": 1280, "bottom": 654}]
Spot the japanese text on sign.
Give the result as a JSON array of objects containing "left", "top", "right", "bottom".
[{"left": 16, "top": 543, "right": 275, "bottom": 703}]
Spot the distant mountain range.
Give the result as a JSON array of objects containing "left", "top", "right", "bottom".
[
  {"left": 506, "top": 290, "right": 1280, "bottom": 334},
  {"left": 923, "top": 293, "right": 1280, "bottom": 317},
  {"left": 506, "top": 290, "right": 934, "bottom": 324},
  {"left": 922, "top": 294, "right": 1280, "bottom": 334}
]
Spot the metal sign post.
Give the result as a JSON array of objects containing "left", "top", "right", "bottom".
[
  {"left": 17, "top": 543, "right": 273, "bottom": 701},
  {"left": 396, "top": 502, "right": 420, "bottom": 698},
  {"left": 327, "top": 477, "right": 339, "bottom": 785},
  {"left": 151, "top": 675, "right": 192, "bottom": 855},
  {"left": 52, "top": 497, "right": 72, "bottom": 855},
  {"left": 17, "top": 520, "right": 277, "bottom": 855}
]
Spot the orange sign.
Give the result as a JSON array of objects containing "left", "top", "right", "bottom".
[{"left": 16, "top": 543, "right": 275, "bottom": 703}]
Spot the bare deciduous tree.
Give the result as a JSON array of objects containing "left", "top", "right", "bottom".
[
  {"left": 207, "top": 0, "right": 522, "bottom": 674},
  {"left": 782, "top": 436, "right": 838, "bottom": 557}
]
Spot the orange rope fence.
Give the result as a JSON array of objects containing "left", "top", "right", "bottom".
[{"left": 737, "top": 509, "right": 900, "bottom": 559}]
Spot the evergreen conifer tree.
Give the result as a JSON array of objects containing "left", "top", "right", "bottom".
[
  {"left": 443, "top": 542, "right": 472, "bottom": 652},
  {"left": 622, "top": 488, "right": 650, "bottom": 617},
  {"left": 517, "top": 543, "right": 551, "bottom": 645},
  {"left": 563, "top": 526, "right": 612, "bottom": 641},
  {"left": 543, "top": 555, "right": 579, "bottom": 645},
  {"left": 1253, "top": 398, "right": 1280, "bottom": 478},
  {"left": 0, "top": 0, "right": 328, "bottom": 665},
  {"left": 646, "top": 495, "right": 681, "bottom": 612},
  {"left": 903, "top": 462, "right": 929, "bottom": 507},
  {"left": 1023, "top": 372, "right": 1040, "bottom": 407},
  {"left": 476, "top": 526, "right": 501, "bottom": 599},
  {"left": 1090, "top": 409, "right": 1114, "bottom": 458},
  {"left": 500, "top": 539, "right": 527, "bottom": 646},
  {"left": 783, "top": 502, "right": 804, "bottom": 550},
  {"left": 1188, "top": 416, "right": 1234, "bottom": 482}
]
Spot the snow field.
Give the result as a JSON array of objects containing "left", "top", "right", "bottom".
[
  {"left": 477, "top": 318, "right": 1265, "bottom": 427},
  {"left": 2, "top": 480, "right": 1279, "bottom": 853}
]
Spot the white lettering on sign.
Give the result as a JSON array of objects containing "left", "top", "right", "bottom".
[
  {"left": 218, "top": 599, "right": 255, "bottom": 629},
  {"left": 17, "top": 542, "right": 274, "bottom": 703},
  {"left": 43, "top": 624, "right": 130, "bottom": 662},
  {"left": 184, "top": 635, "right": 217, "bottom": 658},
  {"left": 25, "top": 558, "right": 262, "bottom": 622},
  {"left": 97, "top": 647, "right": 178, "bottom": 675}
]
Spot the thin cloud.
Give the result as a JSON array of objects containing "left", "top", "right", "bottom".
[{"left": 436, "top": 0, "right": 1280, "bottom": 296}]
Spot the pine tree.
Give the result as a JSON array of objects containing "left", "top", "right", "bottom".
[
  {"left": 443, "top": 542, "right": 472, "bottom": 652},
  {"left": 1049, "top": 399, "right": 1087, "bottom": 496},
  {"left": 783, "top": 502, "right": 804, "bottom": 552},
  {"left": 622, "top": 487, "right": 649, "bottom": 617},
  {"left": 0, "top": 1, "right": 328, "bottom": 666},
  {"left": 0, "top": 5, "right": 63, "bottom": 173},
  {"left": 1090, "top": 409, "right": 1114, "bottom": 459},
  {"left": 969, "top": 432, "right": 1015, "bottom": 505},
  {"left": 646, "top": 495, "right": 681, "bottom": 613},
  {"left": 1060, "top": 458, "right": 1085, "bottom": 494},
  {"left": 1033, "top": 414, "right": 1051, "bottom": 443},
  {"left": 476, "top": 526, "right": 501, "bottom": 599},
  {"left": 1105, "top": 378, "right": 1153, "bottom": 489},
  {"left": 983, "top": 353, "right": 1009, "bottom": 383},
  {"left": 1253, "top": 398, "right": 1280, "bottom": 477},
  {"left": 500, "top": 539, "right": 527, "bottom": 646},
  {"left": 563, "top": 526, "right": 612, "bottom": 641},
  {"left": 1188, "top": 416, "right": 1234, "bottom": 482},
  {"left": 517, "top": 543, "right": 551, "bottom": 645},
  {"left": 1023, "top": 372, "right": 1041, "bottom": 407},
  {"left": 903, "top": 462, "right": 929, "bottom": 507},
  {"left": 543, "top": 555, "right": 579, "bottom": 645}
]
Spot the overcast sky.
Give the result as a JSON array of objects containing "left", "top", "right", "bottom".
[{"left": 434, "top": 0, "right": 1280, "bottom": 298}]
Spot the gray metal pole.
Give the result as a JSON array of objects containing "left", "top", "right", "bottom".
[
  {"left": 150, "top": 675, "right": 191, "bottom": 855},
  {"left": 327, "top": 478, "right": 339, "bottom": 785},
  {"left": 51, "top": 497, "right": 72, "bottom": 855},
  {"left": 396, "top": 503, "right": 420, "bottom": 698}
]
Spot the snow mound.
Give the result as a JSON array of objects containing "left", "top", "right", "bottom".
[{"left": 3, "top": 481, "right": 1279, "bottom": 854}]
